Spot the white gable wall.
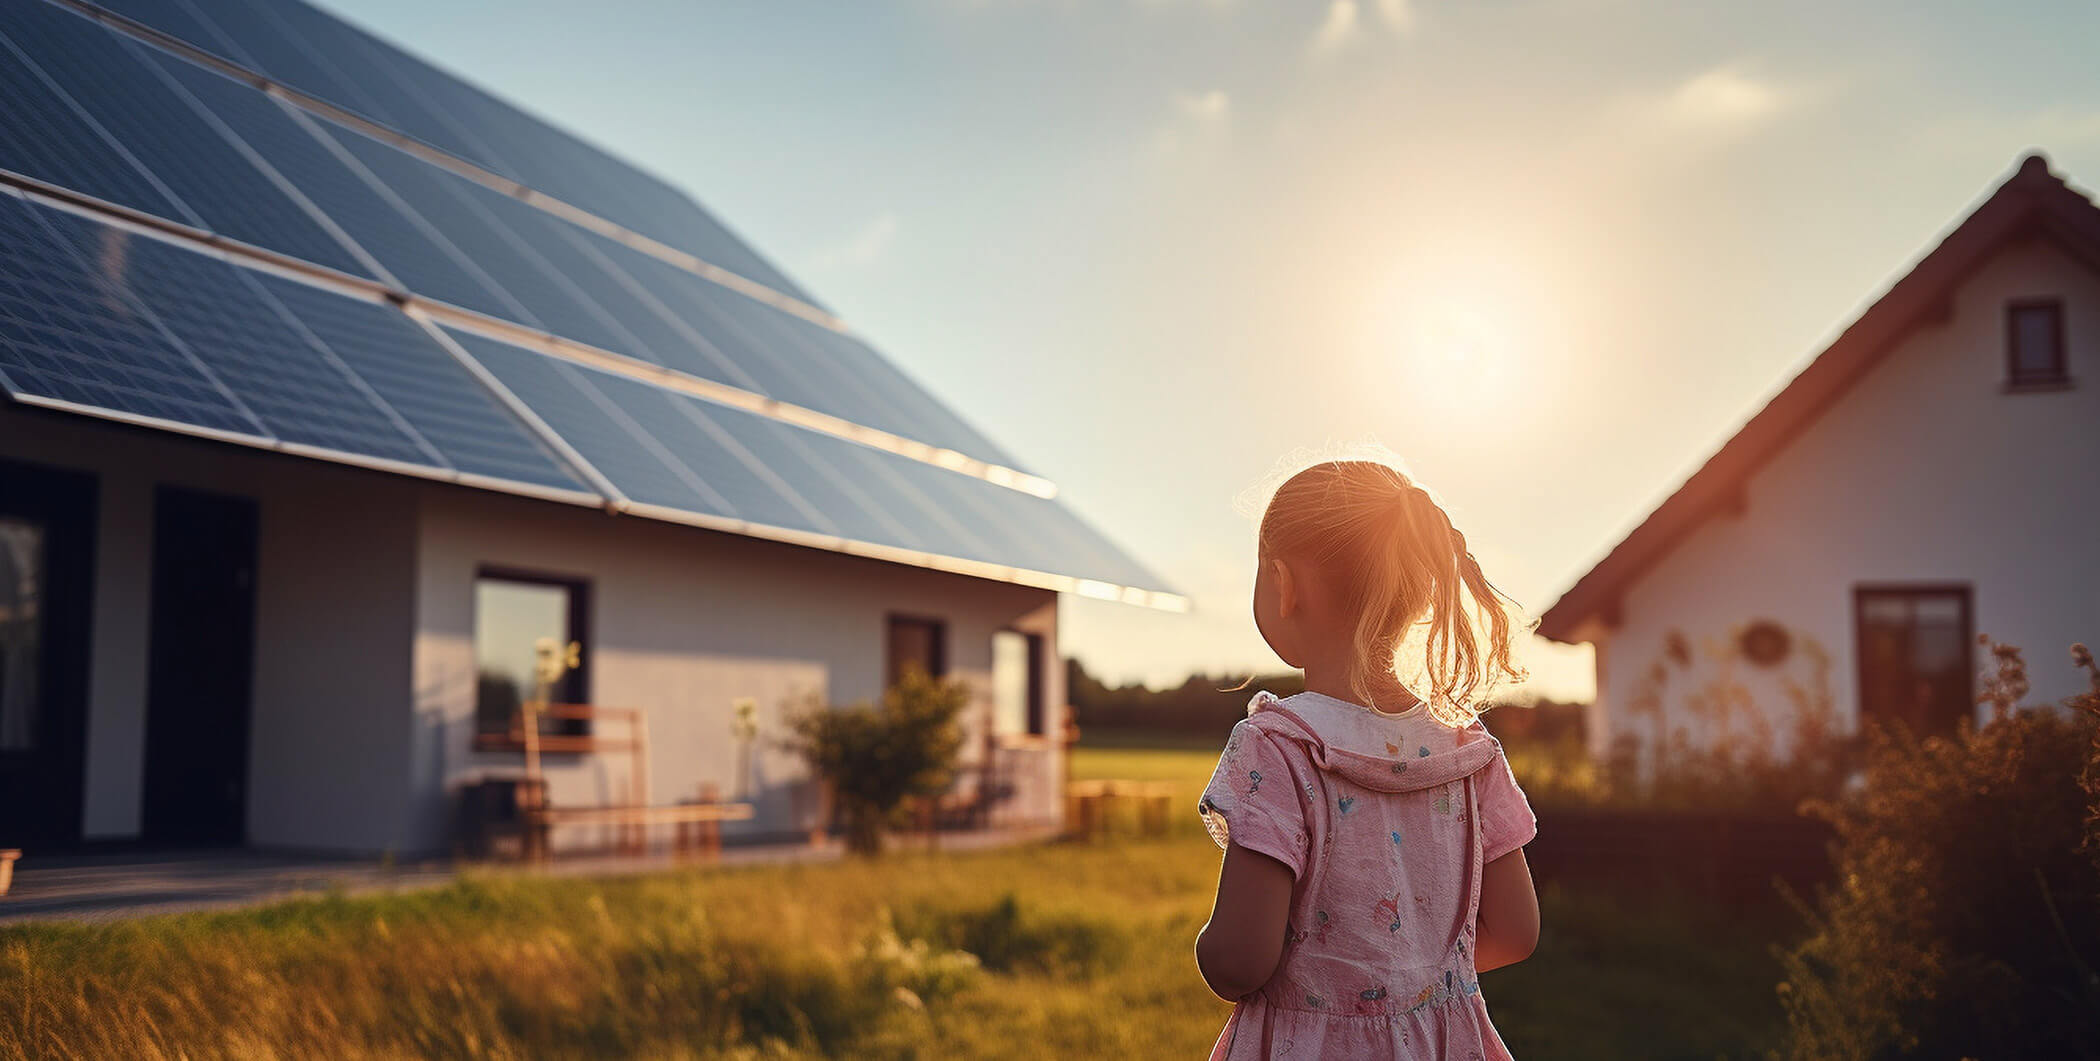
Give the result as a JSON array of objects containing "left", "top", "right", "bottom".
[{"left": 1593, "top": 235, "right": 2100, "bottom": 761}]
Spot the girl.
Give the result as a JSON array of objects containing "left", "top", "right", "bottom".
[{"left": 1194, "top": 455, "right": 1541, "bottom": 1059}]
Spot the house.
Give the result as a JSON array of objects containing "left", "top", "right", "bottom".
[
  {"left": 1539, "top": 154, "right": 2100, "bottom": 766},
  {"left": 0, "top": 0, "right": 1180, "bottom": 856}
]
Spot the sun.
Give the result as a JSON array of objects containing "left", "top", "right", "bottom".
[{"left": 1362, "top": 244, "right": 1548, "bottom": 418}]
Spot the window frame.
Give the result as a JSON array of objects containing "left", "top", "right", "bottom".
[
  {"left": 1851, "top": 582, "right": 1975, "bottom": 736},
  {"left": 884, "top": 612, "right": 948, "bottom": 691},
  {"left": 471, "top": 566, "right": 593, "bottom": 751},
  {"left": 2003, "top": 297, "right": 2071, "bottom": 390}
]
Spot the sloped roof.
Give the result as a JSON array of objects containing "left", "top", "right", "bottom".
[
  {"left": 0, "top": 0, "right": 1184, "bottom": 610},
  {"left": 1538, "top": 153, "right": 2100, "bottom": 642}
]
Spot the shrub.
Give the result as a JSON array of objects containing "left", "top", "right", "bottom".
[
  {"left": 1775, "top": 640, "right": 2100, "bottom": 1060},
  {"left": 782, "top": 665, "right": 968, "bottom": 855},
  {"left": 892, "top": 892, "right": 1126, "bottom": 977}
]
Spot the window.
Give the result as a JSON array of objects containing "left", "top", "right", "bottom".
[
  {"left": 885, "top": 614, "right": 946, "bottom": 690},
  {"left": 1855, "top": 585, "right": 1973, "bottom": 735},
  {"left": 991, "top": 630, "right": 1048, "bottom": 737},
  {"left": 2005, "top": 298, "right": 2068, "bottom": 387},
  {"left": 474, "top": 570, "right": 589, "bottom": 742}
]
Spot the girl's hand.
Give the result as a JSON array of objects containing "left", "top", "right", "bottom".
[{"left": 1194, "top": 843, "right": 1295, "bottom": 1000}]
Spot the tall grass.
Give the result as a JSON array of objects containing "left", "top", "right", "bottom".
[{"left": 0, "top": 745, "right": 1787, "bottom": 1060}]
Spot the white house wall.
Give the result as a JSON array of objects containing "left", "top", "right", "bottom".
[
  {"left": 0, "top": 407, "right": 420, "bottom": 850},
  {"left": 1595, "top": 235, "right": 2100, "bottom": 760},
  {"left": 408, "top": 484, "right": 1065, "bottom": 854}
]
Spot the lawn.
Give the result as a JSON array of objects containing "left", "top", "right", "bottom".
[{"left": 0, "top": 743, "right": 1791, "bottom": 1060}]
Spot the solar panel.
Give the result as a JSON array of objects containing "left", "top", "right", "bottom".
[
  {"left": 443, "top": 325, "right": 1164, "bottom": 590},
  {"left": 314, "top": 122, "right": 693, "bottom": 361},
  {"left": 0, "top": 192, "right": 261, "bottom": 435},
  {"left": 576, "top": 369, "right": 840, "bottom": 538},
  {"left": 30, "top": 203, "right": 431, "bottom": 463},
  {"left": 0, "top": 14, "right": 184, "bottom": 219},
  {"left": 160, "top": 0, "right": 404, "bottom": 145},
  {"left": 267, "top": 0, "right": 520, "bottom": 171},
  {"left": 258, "top": 277, "right": 587, "bottom": 494},
  {"left": 101, "top": 0, "right": 819, "bottom": 307},
  {"left": 338, "top": 34, "right": 819, "bottom": 306},
  {"left": 78, "top": 0, "right": 244, "bottom": 68},
  {"left": 0, "top": 1, "right": 371, "bottom": 278},
  {"left": 687, "top": 398, "right": 932, "bottom": 548},
  {"left": 446, "top": 328, "right": 725, "bottom": 515},
  {"left": 136, "top": 50, "right": 530, "bottom": 324},
  {"left": 1, "top": 0, "right": 1174, "bottom": 598}
]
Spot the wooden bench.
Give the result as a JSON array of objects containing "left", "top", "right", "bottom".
[
  {"left": 1066, "top": 779, "right": 1179, "bottom": 840},
  {"left": 523, "top": 793, "right": 755, "bottom": 862},
  {"left": 508, "top": 702, "right": 754, "bottom": 862}
]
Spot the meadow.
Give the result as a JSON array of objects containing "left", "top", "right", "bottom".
[{"left": 0, "top": 742, "right": 1790, "bottom": 1060}]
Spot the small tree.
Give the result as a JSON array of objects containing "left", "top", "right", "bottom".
[{"left": 783, "top": 665, "right": 968, "bottom": 855}]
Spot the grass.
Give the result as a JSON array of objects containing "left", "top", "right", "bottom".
[{"left": 0, "top": 743, "right": 1790, "bottom": 1060}]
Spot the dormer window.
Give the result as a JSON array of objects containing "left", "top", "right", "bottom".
[{"left": 2005, "top": 298, "right": 2069, "bottom": 389}]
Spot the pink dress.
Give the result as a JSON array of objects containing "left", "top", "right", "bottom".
[{"left": 1199, "top": 689, "right": 1538, "bottom": 1059}]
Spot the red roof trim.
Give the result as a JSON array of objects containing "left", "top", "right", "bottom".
[{"left": 1538, "top": 154, "right": 2100, "bottom": 643}]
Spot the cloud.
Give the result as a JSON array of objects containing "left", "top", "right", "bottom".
[
  {"left": 811, "top": 212, "right": 900, "bottom": 269},
  {"left": 1174, "top": 88, "right": 1231, "bottom": 125},
  {"left": 1374, "top": 0, "right": 1414, "bottom": 33},
  {"left": 1662, "top": 66, "right": 1785, "bottom": 127},
  {"left": 1311, "top": 0, "right": 1360, "bottom": 53},
  {"left": 1310, "top": 0, "right": 1414, "bottom": 56},
  {"left": 1152, "top": 89, "right": 1232, "bottom": 157}
]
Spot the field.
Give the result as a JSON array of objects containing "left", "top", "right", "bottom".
[{"left": 0, "top": 743, "right": 1790, "bottom": 1060}]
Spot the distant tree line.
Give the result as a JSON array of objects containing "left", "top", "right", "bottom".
[{"left": 1065, "top": 657, "right": 1586, "bottom": 748}]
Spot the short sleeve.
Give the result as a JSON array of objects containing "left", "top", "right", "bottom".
[
  {"left": 1475, "top": 737, "right": 1538, "bottom": 864},
  {"left": 1197, "top": 719, "right": 1312, "bottom": 878}
]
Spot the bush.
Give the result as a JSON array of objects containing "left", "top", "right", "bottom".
[
  {"left": 1776, "top": 640, "right": 2100, "bottom": 1060},
  {"left": 783, "top": 665, "right": 968, "bottom": 855},
  {"left": 892, "top": 892, "right": 1126, "bottom": 977}
]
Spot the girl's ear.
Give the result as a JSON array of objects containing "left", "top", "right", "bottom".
[{"left": 1273, "top": 556, "right": 1298, "bottom": 619}]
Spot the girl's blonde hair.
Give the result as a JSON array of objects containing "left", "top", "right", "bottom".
[{"left": 1248, "top": 447, "right": 1529, "bottom": 726}]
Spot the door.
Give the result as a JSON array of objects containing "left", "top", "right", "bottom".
[
  {"left": 0, "top": 460, "right": 96, "bottom": 852},
  {"left": 141, "top": 487, "right": 258, "bottom": 846}
]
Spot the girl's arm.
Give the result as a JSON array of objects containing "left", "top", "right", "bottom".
[
  {"left": 1194, "top": 843, "right": 1295, "bottom": 1000},
  {"left": 1474, "top": 847, "right": 1540, "bottom": 972}
]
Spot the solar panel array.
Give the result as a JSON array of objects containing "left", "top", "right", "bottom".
[{"left": 0, "top": 0, "right": 1179, "bottom": 605}]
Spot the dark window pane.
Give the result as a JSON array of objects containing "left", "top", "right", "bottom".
[
  {"left": 886, "top": 616, "right": 945, "bottom": 690},
  {"left": 2007, "top": 302, "right": 2064, "bottom": 383},
  {"left": 0, "top": 517, "right": 44, "bottom": 750},
  {"left": 1856, "top": 587, "right": 1971, "bottom": 734}
]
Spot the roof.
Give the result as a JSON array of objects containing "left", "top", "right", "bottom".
[
  {"left": 0, "top": 0, "right": 1185, "bottom": 611},
  {"left": 1537, "top": 153, "right": 2100, "bottom": 642}
]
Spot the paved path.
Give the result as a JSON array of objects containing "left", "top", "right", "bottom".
[{"left": 0, "top": 825, "right": 1060, "bottom": 925}]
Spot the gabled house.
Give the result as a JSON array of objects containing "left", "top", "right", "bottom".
[
  {"left": 1539, "top": 154, "right": 2100, "bottom": 764},
  {"left": 0, "top": 0, "right": 1179, "bottom": 855}
]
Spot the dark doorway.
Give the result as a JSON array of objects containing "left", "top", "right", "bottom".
[
  {"left": 141, "top": 487, "right": 258, "bottom": 846},
  {"left": 885, "top": 614, "right": 947, "bottom": 691},
  {"left": 0, "top": 459, "right": 97, "bottom": 853}
]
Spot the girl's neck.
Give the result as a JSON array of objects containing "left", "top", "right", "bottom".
[{"left": 1300, "top": 662, "right": 1421, "bottom": 715}]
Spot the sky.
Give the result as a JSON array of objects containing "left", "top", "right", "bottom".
[{"left": 324, "top": 0, "right": 2100, "bottom": 699}]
